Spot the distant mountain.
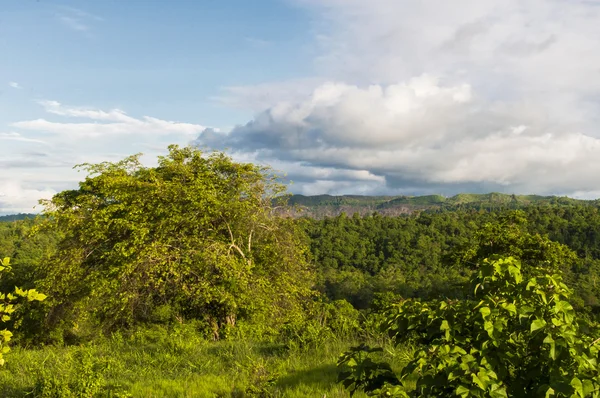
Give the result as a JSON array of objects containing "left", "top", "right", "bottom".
[
  {"left": 278, "top": 193, "right": 596, "bottom": 218},
  {"left": 0, "top": 213, "right": 37, "bottom": 222}
]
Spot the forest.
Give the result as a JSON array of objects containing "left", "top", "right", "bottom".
[{"left": 1, "top": 146, "right": 600, "bottom": 397}]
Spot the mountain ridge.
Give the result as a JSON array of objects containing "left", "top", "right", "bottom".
[{"left": 278, "top": 192, "right": 596, "bottom": 218}]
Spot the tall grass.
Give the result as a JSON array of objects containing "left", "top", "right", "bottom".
[{"left": 0, "top": 324, "right": 412, "bottom": 397}]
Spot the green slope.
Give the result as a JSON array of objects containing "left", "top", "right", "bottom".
[
  {"left": 284, "top": 192, "right": 597, "bottom": 217},
  {"left": 0, "top": 213, "right": 36, "bottom": 222}
]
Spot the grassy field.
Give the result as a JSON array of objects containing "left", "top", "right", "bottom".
[{"left": 0, "top": 324, "right": 412, "bottom": 397}]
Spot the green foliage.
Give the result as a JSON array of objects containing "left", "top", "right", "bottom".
[
  {"left": 457, "top": 211, "right": 580, "bottom": 276},
  {"left": 0, "top": 214, "right": 36, "bottom": 222},
  {"left": 337, "top": 344, "right": 400, "bottom": 396},
  {"left": 33, "top": 350, "right": 105, "bottom": 397},
  {"left": 287, "top": 192, "right": 591, "bottom": 217},
  {"left": 278, "top": 299, "right": 361, "bottom": 350},
  {"left": 0, "top": 257, "right": 46, "bottom": 365},
  {"left": 339, "top": 256, "right": 600, "bottom": 397},
  {"left": 36, "top": 145, "right": 313, "bottom": 338}
]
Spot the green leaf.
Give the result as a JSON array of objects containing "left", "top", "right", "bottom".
[
  {"left": 531, "top": 318, "right": 546, "bottom": 332},
  {"left": 472, "top": 372, "right": 488, "bottom": 390},
  {"left": 440, "top": 320, "right": 450, "bottom": 331},
  {"left": 456, "top": 385, "right": 471, "bottom": 397},
  {"left": 500, "top": 302, "right": 517, "bottom": 315},
  {"left": 571, "top": 377, "right": 583, "bottom": 397},
  {"left": 582, "top": 379, "right": 596, "bottom": 396},
  {"left": 480, "top": 306, "right": 491, "bottom": 318},
  {"left": 554, "top": 300, "right": 573, "bottom": 315}
]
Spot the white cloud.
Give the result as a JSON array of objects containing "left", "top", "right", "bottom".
[
  {"left": 59, "top": 16, "right": 89, "bottom": 31},
  {"left": 8, "top": 82, "right": 22, "bottom": 89},
  {"left": 56, "top": 6, "right": 103, "bottom": 32},
  {"left": 244, "top": 37, "right": 272, "bottom": 48},
  {"left": 0, "top": 132, "right": 47, "bottom": 145},
  {"left": 0, "top": 180, "right": 56, "bottom": 215},
  {"left": 202, "top": 0, "right": 600, "bottom": 197},
  {"left": 214, "top": 78, "right": 327, "bottom": 112},
  {"left": 13, "top": 101, "right": 206, "bottom": 138},
  {"left": 1, "top": 100, "right": 209, "bottom": 215}
]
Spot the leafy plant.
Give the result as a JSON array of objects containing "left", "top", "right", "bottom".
[
  {"left": 337, "top": 343, "right": 400, "bottom": 396},
  {"left": 0, "top": 257, "right": 46, "bottom": 365}
]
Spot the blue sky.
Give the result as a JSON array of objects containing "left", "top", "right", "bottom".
[
  {"left": 3, "top": 0, "right": 600, "bottom": 214},
  {"left": 1, "top": 0, "right": 313, "bottom": 127}
]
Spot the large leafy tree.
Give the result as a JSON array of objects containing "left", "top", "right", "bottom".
[{"left": 36, "top": 145, "right": 313, "bottom": 337}]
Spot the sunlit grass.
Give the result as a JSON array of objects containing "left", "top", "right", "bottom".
[{"left": 0, "top": 324, "right": 411, "bottom": 397}]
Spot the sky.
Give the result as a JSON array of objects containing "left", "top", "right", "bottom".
[{"left": 2, "top": 0, "right": 600, "bottom": 214}]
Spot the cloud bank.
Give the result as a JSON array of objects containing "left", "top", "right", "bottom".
[{"left": 201, "top": 0, "right": 600, "bottom": 197}]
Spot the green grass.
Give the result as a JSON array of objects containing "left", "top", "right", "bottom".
[{"left": 0, "top": 324, "right": 411, "bottom": 397}]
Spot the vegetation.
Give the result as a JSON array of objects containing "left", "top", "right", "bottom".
[
  {"left": 2, "top": 146, "right": 600, "bottom": 396},
  {"left": 339, "top": 255, "right": 600, "bottom": 397},
  {"left": 0, "top": 214, "right": 36, "bottom": 223},
  {"left": 285, "top": 193, "right": 595, "bottom": 218},
  {"left": 32, "top": 145, "right": 313, "bottom": 343},
  {"left": 0, "top": 257, "right": 46, "bottom": 366}
]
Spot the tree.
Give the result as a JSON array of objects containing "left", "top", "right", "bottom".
[{"left": 36, "top": 145, "right": 313, "bottom": 338}]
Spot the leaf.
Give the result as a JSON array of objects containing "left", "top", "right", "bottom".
[
  {"left": 544, "top": 386, "right": 555, "bottom": 398},
  {"left": 582, "top": 379, "right": 596, "bottom": 396},
  {"left": 571, "top": 377, "right": 583, "bottom": 397},
  {"left": 456, "top": 385, "right": 471, "bottom": 397},
  {"left": 440, "top": 320, "right": 450, "bottom": 331},
  {"left": 531, "top": 318, "right": 546, "bottom": 332},
  {"left": 554, "top": 300, "right": 573, "bottom": 315},
  {"left": 480, "top": 306, "right": 491, "bottom": 318},
  {"left": 500, "top": 302, "right": 516, "bottom": 315},
  {"left": 484, "top": 321, "right": 494, "bottom": 336},
  {"left": 472, "top": 372, "right": 488, "bottom": 390},
  {"left": 489, "top": 384, "right": 508, "bottom": 398}
]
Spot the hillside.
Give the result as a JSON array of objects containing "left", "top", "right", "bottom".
[
  {"left": 0, "top": 213, "right": 36, "bottom": 222},
  {"left": 280, "top": 192, "right": 595, "bottom": 218}
]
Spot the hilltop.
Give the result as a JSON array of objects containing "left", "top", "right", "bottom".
[
  {"left": 0, "top": 213, "right": 36, "bottom": 222},
  {"left": 279, "top": 192, "right": 595, "bottom": 218}
]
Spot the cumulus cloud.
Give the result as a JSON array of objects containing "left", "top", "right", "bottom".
[
  {"left": 13, "top": 100, "right": 206, "bottom": 138},
  {"left": 198, "top": 75, "right": 600, "bottom": 196},
  {"left": 201, "top": 0, "right": 600, "bottom": 197}
]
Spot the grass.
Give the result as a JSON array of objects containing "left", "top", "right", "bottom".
[{"left": 0, "top": 324, "right": 412, "bottom": 397}]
